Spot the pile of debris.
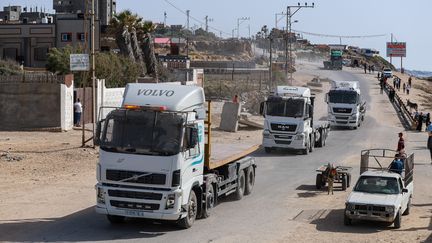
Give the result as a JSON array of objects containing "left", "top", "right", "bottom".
[{"left": 0, "top": 151, "right": 24, "bottom": 162}]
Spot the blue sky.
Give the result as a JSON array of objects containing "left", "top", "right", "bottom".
[{"left": 7, "top": 0, "right": 432, "bottom": 71}]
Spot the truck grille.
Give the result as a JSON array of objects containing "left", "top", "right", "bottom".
[
  {"left": 108, "top": 189, "right": 163, "bottom": 200},
  {"left": 270, "top": 123, "right": 297, "bottom": 132},
  {"left": 275, "top": 140, "right": 291, "bottom": 145},
  {"left": 333, "top": 108, "right": 352, "bottom": 113},
  {"left": 335, "top": 116, "right": 349, "bottom": 120},
  {"left": 110, "top": 200, "right": 159, "bottom": 210},
  {"left": 354, "top": 204, "right": 386, "bottom": 212},
  {"left": 106, "top": 170, "right": 166, "bottom": 185},
  {"left": 274, "top": 134, "right": 293, "bottom": 139}
]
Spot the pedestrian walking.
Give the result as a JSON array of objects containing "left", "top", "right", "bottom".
[
  {"left": 426, "top": 113, "right": 431, "bottom": 128},
  {"left": 372, "top": 65, "right": 375, "bottom": 73},
  {"left": 406, "top": 84, "right": 411, "bottom": 95},
  {"left": 427, "top": 122, "right": 432, "bottom": 163},
  {"left": 327, "top": 164, "right": 337, "bottom": 195},
  {"left": 232, "top": 94, "right": 239, "bottom": 103},
  {"left": 417, "top": 112, "right": 424, "bottom": 131},
  {"left": 364, "top": 63, "right": 367, "bottom": 74},
  {"left": 403, "top": 83, "right": 406, "bottom": 93},
  {"left": 74, "top": 98, "right": 82, "bottom": 127},
  {"left": 397, "top": 132, "right": 405, "bottom": 154},
  {"left": 408, "top": 76, "right": 412, "bottom": 86}
]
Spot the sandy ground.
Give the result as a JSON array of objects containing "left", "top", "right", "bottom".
[{"left": 391, "top": 71, "right": 432, "bottom": 112}]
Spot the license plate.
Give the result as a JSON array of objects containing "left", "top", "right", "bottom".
[{"left": 124, "top": 210, "right": 147, "bottom": 217}]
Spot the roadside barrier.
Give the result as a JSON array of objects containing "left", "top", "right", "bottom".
[{"left": 382, "top": 80, "right": 415, "bottom": 129}]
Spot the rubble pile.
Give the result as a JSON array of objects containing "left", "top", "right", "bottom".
[{"left": 0, "top": 151, "right": 24, "bottom": 162}]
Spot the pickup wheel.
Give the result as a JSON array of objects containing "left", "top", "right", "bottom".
[
  {"left": 344, "top": 213, "right": 352, "bottom": 226},
  {"left": 178, "top": 190, "right": 198, "bottom": 229},
  {"left": 341, "top": 175, "right": 347, "bottom": 191},
  {"left": 316, "top": 174, "right": 323, "bottom": 189},
  {"left": 403, "top": 199, "right": 411, "bottom": 216},
  {"left": 264, "top": 147, "right": 272, "bottom": 154},
  {"left": 394, "top": 210, "right": 402, "bottom": 229},
  {"left": 244, "top": 166, "right": 255, "bottom": 195},
  {"left": 107, "top": 215, "right": 125, "bottom": 224},
  {"left": 234, "top": 170, "right": 246, "bottom": 200}
]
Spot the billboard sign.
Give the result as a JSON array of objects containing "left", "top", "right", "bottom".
[
  {"left": 386, "top": 42, "right": 406, "bottom": 57},
  {"left": 70, "top": 54, "right": 90, "bottom": 71}
]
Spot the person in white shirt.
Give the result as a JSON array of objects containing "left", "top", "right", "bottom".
[{"left": 74, "top": 99, "right": 83, "bottom": 127}]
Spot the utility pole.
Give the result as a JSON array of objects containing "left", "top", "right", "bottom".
[
  {"left": 205, "top": 15, "right": 213, "bottom": 32},
  {"left": 164, "top": 11, "right": 167, "bottom": 27},
  {"left": 186, "top": 10, "right": 190, "bottom": 30},
  {"left": 269, "top": 35, "right": 273, "bottom": 91},
  {"left": 285, "top": 3, "right": 314, "bottom": 84},
  {"left": 237, "top": 17, "right": 250, "bottom": 39},
  {"left": 91, "top": 0, "right": 96, "bottom": 147},
  {"left": 390, "top": 33, "right": 393, "bottom": 66}
]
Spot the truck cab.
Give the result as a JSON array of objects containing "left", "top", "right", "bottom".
[
  {"left": 326, "top": 81, "right": 365, "bottom": 129},
  {"left": 95, "top": 83, "right": 206, "bottom": 226},
  {"left": 261, "top": 86, "right": 328, "bottom": 154}
]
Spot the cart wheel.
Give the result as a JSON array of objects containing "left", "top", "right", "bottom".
[
  {"left": 341, "top": 175, "right": 347, "bottom": 191},
  {"left": 316, "top": 174, "right": 323, "bottom": 189}
]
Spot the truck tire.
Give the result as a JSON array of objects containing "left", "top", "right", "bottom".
[
  {"left": 344, "top": 213, "right": 352, "bottom": 226},
  {"left": 178, "top": 190, "right": 198, "bottom": 229},
  {"left": 202, "top": 183, "right": 215, "bottom": 218},
  {"left": 341, "top": 175, "right": 347, "bottom": 191},
  {"left": 244, "top": 166, "right": 255, "bottom": 195},
  {"left": 403, "top": 199, "right": 411, "bottom": 216},
  {"left": 316, "top": 174, "right": 323, "bottom": 189},
  {"left": 264, "top": 147, "right": 272, "bottom": 154},
  {"left": 394, "top": 210, "right": 401, "bottom": 229},
  {"left": 234, "top": 170, "right": 246, "bottom": 200},
  {"left": 107, "top": 215, "right": 125, "bottom": 224}
]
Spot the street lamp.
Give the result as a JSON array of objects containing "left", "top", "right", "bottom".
[
  {"left": 285, "top": 2, "right": 314, "bottom": 84},
  {"left": 237, "top": 17, "right": 250, "bottom": 39}
]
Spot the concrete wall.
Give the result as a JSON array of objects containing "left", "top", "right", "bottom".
[
  {"left": 0, "top": 83, "right": 60, "bottom": 130},
  {"left": 96, "top": 79, "right": 125, "bottom": 120},
  {"left": 60, "top": 82, "right": 74, "bottom": 130}
]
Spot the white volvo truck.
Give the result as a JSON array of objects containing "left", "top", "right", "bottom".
[
  {"left": 260, "top": 86, "right": 330, "bottom": 155},
  {"left": 326, "top": 81, "right": 366, "bottom": 129},
  {"left": 94, "top": 83, "right": 258, "bottom": 228}
]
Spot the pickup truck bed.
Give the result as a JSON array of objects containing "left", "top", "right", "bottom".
[{"left": 206, "top": 143, "right": 260, "bottom": 169}]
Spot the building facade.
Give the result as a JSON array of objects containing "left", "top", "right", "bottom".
[{"left": 53, "top": 0, "right": 116, "bottom": 26}]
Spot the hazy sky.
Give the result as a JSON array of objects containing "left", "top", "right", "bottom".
[{"left": 8, "top": 0, "right": 432, "bottom": 71}]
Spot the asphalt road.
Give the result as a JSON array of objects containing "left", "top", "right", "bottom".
[{"left": 0, "top": 67, "right": 405, "bottom": 242}]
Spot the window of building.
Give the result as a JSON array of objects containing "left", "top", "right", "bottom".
[
  {"left": 61, "top": 33, "right": 72, "bottom": 42},
  {"left": 34, "top": 47, "right": 49, "bottom": 61},
  {"left": 77, "top": 33, "right": 86, "bottom": 41},
  {"left": 3, "top": 48, "right": 18, "bottom": 61}
]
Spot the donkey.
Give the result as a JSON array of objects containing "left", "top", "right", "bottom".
[{"left": 406, "top": 99, "right": 418, "bottom": 111}]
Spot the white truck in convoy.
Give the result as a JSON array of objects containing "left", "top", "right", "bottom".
[
  {"left": 344, "top": 149, "right": 414, "bottom": 228},
  {"left": 94, "top": 83, "right": 259, "bottom": 228},
  {"left": 326, "top": 81, "right": 366, "bottom": 129},
  {"left": 260, "top": 86, "right": 330, "bottom": 155}
]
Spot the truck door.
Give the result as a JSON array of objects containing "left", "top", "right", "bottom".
[
  {"left": 182, "top": 123, "right": 203, "bottom": 188},
  {"left": 398, "top": 178, "right": 408, "bottom": 211}
]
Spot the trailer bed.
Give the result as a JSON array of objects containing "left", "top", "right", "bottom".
[{"left": 206, "top": 143, "right": 260, "bottom": 169}]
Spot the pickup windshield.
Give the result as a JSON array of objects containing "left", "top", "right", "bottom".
[
  {"left": 354, "top": 176, "right": 400, "bottom": 194},
  {"left": 99, "top": 109, "right": 185, "bottom": 156},
  {"left": 266, "top": 98, "right": 305, "bottom": 118},
  {"left": 328, "top": 90, "right": 358, "bottom": 104}
]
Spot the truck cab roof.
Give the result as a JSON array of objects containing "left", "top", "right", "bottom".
[
  {"left": 274, "top": 86, "right": 311, "bottom": 98},
  {"left": 330, "top": 81, "right": 360, "bottom": 93},
  {"left": 122, "top": 83, "right": 205, "bottom": 112},
  {"left": 360, "top": 170, "right": 402, "bottom": 179}
]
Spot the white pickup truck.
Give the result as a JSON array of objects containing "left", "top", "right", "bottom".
[{"left": 344, "top": 149, "right": 414, "bottom": 228}]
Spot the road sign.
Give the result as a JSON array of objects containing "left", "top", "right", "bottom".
[
  {"left": 70, "top": 54, "right": 90, "bottom": 71},
  {"left": 386, "top": 42, "right": 406, "bottom": 57}
]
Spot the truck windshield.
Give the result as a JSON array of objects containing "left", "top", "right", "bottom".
[
  {"left": 99, "top": 109, "right": 185, "bottom": 156},
  {"left": 266, "top": 98, "right": 305, "bottom": 118},
  {"left": 354, "top": 176, "right": 400, "bottom": 194},
  {"left": 328, "top": 90, "right": 358, "bottom": 104}
]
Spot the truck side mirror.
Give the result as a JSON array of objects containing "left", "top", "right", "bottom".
[
  {"left": 259, "top": 102, "right": 265, "bottom": 117},
  {"left": 94, "top": 119, "right": 105, "bottom": 146},
  {"left": 402, "top": 188, "right": 408, "bottom": 193},
  {"left": 186, "top": 126, "right": 199, "bottom": 149}
]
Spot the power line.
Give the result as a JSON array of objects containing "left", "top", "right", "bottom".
[
  {"left": 292, "top": 29, "right": 387, "bottom": 39},
  {"left": 163, "top": 0, "right": 232, "bottom": 37}
]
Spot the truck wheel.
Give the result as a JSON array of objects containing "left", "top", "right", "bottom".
[
  {"left": 234, "top": 170, "right": 246, "bottom": 200},
  {"left": 341, "top": 175, "right": 347, "bottom": 191},
  {"left": 244, "top": 166, "right": 255, "bottom": 195},
  {"left": 107, "top": 215, "right": 125, "bottom": 224},
  {"left": 202, "top": 183, "right": 215, "bottom": 218},
  {"left": 178, "top": 190, "right": 198, "bottom": 229},
  {"left": 264, "top": 147, "right": 272, "bottom": 154},
  {"left": 318, "top": 131, "right": 324, "bottom": 147},
  {"left": 394, "top": 210, "right": 401, "bottom": 229},
  {"left": 316, "top": 174, "right": 323, "bottom": 189},
  {"left": 344, "top": 213, "right": 352, "bottom": 226},
  {"left": 403, "top": 199, "right": 411, "bottom": 216}
]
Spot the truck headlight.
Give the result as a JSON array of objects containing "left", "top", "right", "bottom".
[
  {"left": 294, "top": 134, "right": 304, "bottom": 140},
  {"left": 345, "top": 202, "right": 354, "bottom": 210},
  {"left": 97, "top": 187, "right": 105, "bottom": 204},
  {"left": 263, "top": 130, "right": 271, "bottom": 138},
  {"left": 166, "top": 194, "right": 176, "bottom": 209},
  {"left": 385, "top": 206, "right": 394, "bottom": 213}
]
